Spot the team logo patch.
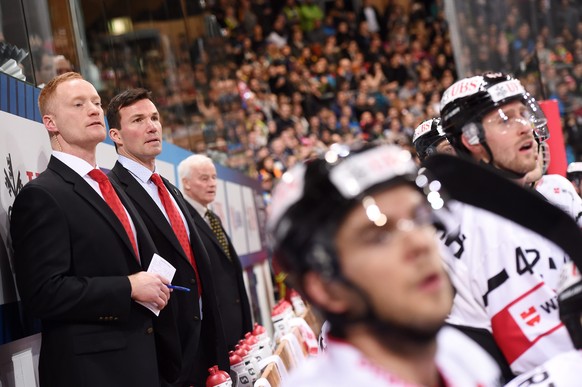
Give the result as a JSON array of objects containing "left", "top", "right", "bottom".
[{"left": 491, "top": 282, "right": 563, "bottom": 364}]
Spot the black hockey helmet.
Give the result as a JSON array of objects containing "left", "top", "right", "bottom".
[
  {"left": 412, "top": 117, "right": 449, "bottom": 161},
  {"left": 267, "top": 143, "right": 422, "bottom": 283},
  {"left": 439, "top": 72, "right": 549, "bottom": 155}
]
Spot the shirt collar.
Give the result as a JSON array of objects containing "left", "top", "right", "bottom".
[
  {"left": 118, "top": 155, "right": 156, "bottom": 184},
  {"left": 183, "top": 194, "right": 208, "bottom": 218},
  {"left": 53, "top": 151, "right": 96, "bottom": 177}
]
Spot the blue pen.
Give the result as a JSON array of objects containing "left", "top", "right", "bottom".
[{"left": 166, "top": 284, "right": 191, "bottom": 292}]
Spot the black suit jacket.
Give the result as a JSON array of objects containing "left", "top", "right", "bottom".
[
  {"left": 10, "top": 156, "right": 178, "bottom": 387},
  {"left": 185, "top": 202, "right": 253, "bottom": 349},
  {"left": 109, "top": 162, "right": 229, "bottom": 385}
]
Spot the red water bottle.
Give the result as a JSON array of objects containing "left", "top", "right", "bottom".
[{"left": 206, "top": 365, "right": 232, "bottom": 387}]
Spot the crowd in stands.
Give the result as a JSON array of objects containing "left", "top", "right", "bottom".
[{"left": 105, "top": 0, "right": 582, "bottom": 202}]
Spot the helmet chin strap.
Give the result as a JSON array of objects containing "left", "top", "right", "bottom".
[
  {"left": 480, "top": 141, "right": 528, "bottom": 181},
  {"left": 324, "top": 274, "right": 440, "bottom": 346}
]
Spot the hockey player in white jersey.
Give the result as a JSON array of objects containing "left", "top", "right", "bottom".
[
  {"left": 504, "top": 260, "right": 582, "bottom": 387},
  {"left": 437, "top": 72, "right": 576, "bottom": 380},
  {"left": 268, "top": 143, "right": 502, "bottom": 386}
]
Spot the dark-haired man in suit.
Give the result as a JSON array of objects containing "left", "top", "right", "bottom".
[
  {"left": 178, "top": 154, "right": 253, "bottom": 350},
  {"left": 106, "top": 88, "right": 229, "bottom": 386}
]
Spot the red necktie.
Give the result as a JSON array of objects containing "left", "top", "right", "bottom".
[
  {"left": 151, "top": 173, "right": 202, "bottom": 295},
  {"left": 88, "top": 169, "right": 139, "bottom": 259}
]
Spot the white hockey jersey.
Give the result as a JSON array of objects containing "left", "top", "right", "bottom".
[
  {"left": 504, "top": 349, "right": 582, "bottom": 387},
  {"left": 535, "top": 174, "right": 582, "bottom": 226},
  {"left": 282, "top": 326, "right": 502, "bottom": 387},
  {"left": 442, "top": 201, "right": 574, "bottom": 375}
]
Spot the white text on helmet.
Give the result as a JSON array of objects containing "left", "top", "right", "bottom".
[
  {"left": 413, "top": 120, "right": 434, "bottom": 142},
  {"left": 440, "top": 76, "right": 483, "bottom": 111}
]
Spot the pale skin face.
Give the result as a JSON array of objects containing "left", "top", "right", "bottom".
[
  {"left": 182, "top": 162, "right": 217, "bottom": 207},
  {"left": 333, "top": 185, "right": 453, "bottom": 331},
  {"left": 43, "top": 78, "right": 105, "bottom": 165},
  {"left": 109, "top": 98, "right": 162, "bottom": 171},
  {"left": 466, "top": 100, "right": 537, "bottom": 177}
]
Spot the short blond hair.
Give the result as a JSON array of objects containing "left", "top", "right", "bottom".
[{"left": 38, "top": 72, "right": 82, "bottom": 115}]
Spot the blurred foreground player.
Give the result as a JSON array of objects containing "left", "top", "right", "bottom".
[{"left": 268, "top": 143, "right": 501, "bottom": 386}]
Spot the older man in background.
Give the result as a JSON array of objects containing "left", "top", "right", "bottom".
[{"left": 178, "top": 154, "right": 253, "bottom": 350}]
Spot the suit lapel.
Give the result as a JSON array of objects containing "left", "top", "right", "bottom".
[
  {"left": 113, "top": 179, "right": 158, "bottom": 269},
  {"left": 48, "top": 157, "right": 141, "bottom": 265},
  {"left": 110, "top": 162, "right": 190, "bottom": 265}
]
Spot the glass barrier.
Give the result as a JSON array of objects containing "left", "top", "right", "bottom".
[
  {"left": 444, "top": 0, "right": 581, "bottom": 104},
  {"left": 0, "top": 0, "right": 35, "bottom": 84}
]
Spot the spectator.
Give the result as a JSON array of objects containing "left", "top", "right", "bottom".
[
  {"left": 298, "top": 0, "right": 324, "bottom": 33},
  {"left": 266, "top": 14, "right": 288, "bottom": 48},
  {"left": 54, "top": 54, "right": 73, "bottom": 75},
  {"left": 357, "top": 0, "right": 382, "bottom": 35},
  {"left": 33, "top": 48, "right": 55, "bottom": 87},
  {"left": 281, "top": 0, "right": 301, "bottom": 29}
]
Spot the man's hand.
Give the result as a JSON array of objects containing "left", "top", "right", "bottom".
[{"left": 128, "top": 272, "right": 171, "bottom": 309}]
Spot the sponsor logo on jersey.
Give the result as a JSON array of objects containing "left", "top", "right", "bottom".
[{"left": 491, "top": 282, "right": 564, "bottom": 364}]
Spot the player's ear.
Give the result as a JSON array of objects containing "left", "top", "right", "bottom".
[{"left": 303, "top": 271, "right": 350, "bottom": 314}]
